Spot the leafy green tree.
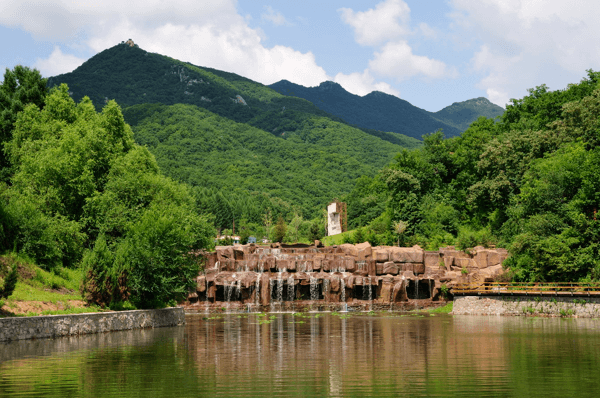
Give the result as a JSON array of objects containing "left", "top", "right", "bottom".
[
  {"left": 0, "top": 66, "right": 48, "bottom": 180},
  {"left": 273, "top": 216, "right": 287, "bottom": 243},
  {"left": 0, "top": 263, "right": 17, "bottom": 299}
]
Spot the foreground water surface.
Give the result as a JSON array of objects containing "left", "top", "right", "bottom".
[{"left": 2, "top": 312, "right": 600, "bottom": 397}]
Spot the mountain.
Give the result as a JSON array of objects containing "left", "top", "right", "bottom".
[
  {"left": 268, "top": 80, "right": 504, "bottom": 139},
  {"left": 47, "top": 43, "right": 420, "bottom": 149},
  {"left": 433, "top": 97, "right": 505, "bottom": 131},
  {"left": 47, "top": 41, "right": 418, "bottom": 222}
]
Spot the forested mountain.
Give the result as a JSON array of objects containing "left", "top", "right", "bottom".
[
  {"left": 433, "top": 97, "right": 505, "bottom": 131},
  {"left": 47, "top": 41, "right": 419, "bottom": 230},
  {"left": 47, "top": 42, "right": 420, "bottom": 149},
  {"left": 268, "top": 80, "right": 504, "bottom": 139},
  {"left": 124, "top": 103, "right": 403, "bottom": 223}
]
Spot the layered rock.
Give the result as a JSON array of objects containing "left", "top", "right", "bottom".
[{"left": 186, "top": 243, "right": 508, "bottom": 306}]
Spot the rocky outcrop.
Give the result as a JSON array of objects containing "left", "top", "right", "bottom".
[{"left": 185, "top": 243, "right": 508, "bottom": 308}]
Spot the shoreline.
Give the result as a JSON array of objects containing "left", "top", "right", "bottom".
[{"left": 0, "top": 307, "right": 185, "bottom": 342}]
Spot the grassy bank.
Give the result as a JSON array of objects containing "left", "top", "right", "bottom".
[{"left": 0, "top": 254, "right": 102, "bottom": 317}]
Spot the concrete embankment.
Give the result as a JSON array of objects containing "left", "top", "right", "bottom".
[
  {"left": 453, "top": 296, "right": 600, "bottom": 317},
  {"left": 0, "top": 307, "right": 185, "bottom": 342}
]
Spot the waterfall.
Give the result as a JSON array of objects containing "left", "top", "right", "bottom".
[
  {"left": 276, "top": 272, "right": 284, "bottom": 302},
  {"left": 310, "top": 275, "right": 319, "bottom": 301},
  {"left": 340, "top": 278, "right": 346, "bottom": 303},
  {"left": 287, "top": 276, "right": 295, "bottom": 301},
  {"left": 254, "top": 273, "right": 261, "bottom": 306},
  {"left": 323, "top": 278, "right": 330, "bottom": 301},
  {"left": 415, "top": 279, "right": 419, "bottom": 300},
  {"left": 225, "top": 281, "right": 234, "bottom": 303}
]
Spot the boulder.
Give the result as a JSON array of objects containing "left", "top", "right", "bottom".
[
  {"left": 413, "top": 263, "right": 425, "bottom": 275},
  {"left": 424, "top": 251, "right": 441, "bottom": 268},
  {"left": 400, "top": 263, "right": 414, "bottom": 273},
  {"left": 392, "top": 281, "right": 407, "bottom": 302},
  {"left": 390, "top": 247, "right": 424, "bottom": 263},
  {"left": 330, "top": 277, "right": 341, "bottom": 292},
  {"left": 233, "top": 247, "right": 245, "bottom": 261},
  {"left": 344, "top": 257, "right": 357, "bottom": 273},
  {"left": 196, "top": 276, "right": 207, "bottom": 293},
  {"left": 340, "top": 244, "right": 357, "bottom": 257},
  {"left": 379, "top": 277, "right": 394, "bottom": 303},
  {"left": 206, "top": 283, "right": 216, "bottom": 301},
  {"left": 367, "top": 259, "right": 377, "bottom": 276},
  {"left": 382, "top": 262, "right": 399, "bottom": 275},
  {"left": 313, "top": 257, "right": 323, "bottom": 272},
  {"left": 216, "top": 246, "right": 233, "bottom": 262},
  {"left": 355, "top": 242, "right": 372, "bottom": 260},
  {"left": 346, "top": 275, "right": 355, "bottom": 289},
  {"left": 205, "top": 252, "right": 218, "bottom": 269},
  {"left": 373, "top": 249, "right": 390, "bottom": 263}
]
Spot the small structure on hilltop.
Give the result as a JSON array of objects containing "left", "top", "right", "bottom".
[{"left": 327, "top": 201, "right": 347, "bottom": 236}]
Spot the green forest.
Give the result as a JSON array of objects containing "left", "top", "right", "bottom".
[
  {"left": 0, "top": 67, "right": 214, "bottom": 309},
  {"left": 342, "top": 71, "right": 600, "bottom": 282}
]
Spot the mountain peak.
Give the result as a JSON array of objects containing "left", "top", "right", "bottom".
[{"left": 317, "top": 81, "right": 344, "bottom": 91}]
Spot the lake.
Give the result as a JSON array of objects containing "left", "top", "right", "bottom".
[{"left": 2, "top": 312, "right": 600, "bottom": 397}]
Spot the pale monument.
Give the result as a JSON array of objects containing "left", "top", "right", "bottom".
[{"left": 327, "top": 201, "right": 347, "bottom": 236}]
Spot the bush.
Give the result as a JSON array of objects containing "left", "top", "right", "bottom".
[{"left": 0, "top": 263, "right": 17, "bottom": 299}]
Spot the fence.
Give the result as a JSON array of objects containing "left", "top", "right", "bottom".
[{"left": 453, "top": 282, "right": 600, "bottom": 296}]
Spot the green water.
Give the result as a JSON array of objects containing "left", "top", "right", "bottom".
[{"left": 1, "top": 313, "right": 600, "bottom": 397}]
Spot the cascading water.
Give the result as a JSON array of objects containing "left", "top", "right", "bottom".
[
  {"left": 254, "top": 273, "right": 261, "bottom": 306},
  {"left": 323, "top": 278, "right": 330, "bottom": 301},
  {"left": 310, "top": 275, "right": 319, "bottom": 301},
  {"left": 276, "top": 272, "right": 284, "bottom": 303},
  {"left": 415, "top": 279, "right": 419, "bottom": 300},
  {"left": 340, "top": 278, "right": 348, "bottom": 312},
  {"left": 287, "top": 276, "right": 294, "bottom": 302}
]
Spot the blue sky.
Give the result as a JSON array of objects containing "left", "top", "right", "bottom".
[{"left": 2, "top": 0, "right": 599, "bottom": 112}]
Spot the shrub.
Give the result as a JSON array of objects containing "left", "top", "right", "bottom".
[{"left": 0, "top": 263, "right": 17, "bottom": 299}]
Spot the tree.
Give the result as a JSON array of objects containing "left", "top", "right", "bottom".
[
  {"left": 274, "top": 216, "right": 287, "bottom": 243},
  {"left": 0, "top": 263, "right": 17, "bottom": 299},
  {"left": 0, "top": 66, "right": 48, "bottom": 181}
]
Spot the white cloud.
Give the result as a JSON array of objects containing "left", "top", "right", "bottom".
[
  {"left": 369, "top": 40, "right": 456, "bottom": 81},
  {"left": 339, "top": 0, "right": 411, "bottom": 46},
  {"left": 339, "top": 0, "right": 454, "bottom": 87},
  {"left": 3, "top": 0, "right": 329, "bottom": 86},
  {"left": 34, "top": 46, "right": 86, "bottom": 76},
  {"left": 333, "top": 70, "right": 400, "bottom": 97},
  {"left": 418, "top": 23, "right": 438, "bottom": 40},
  {"left": 261, "top": 6, "right": 291, "bottom": 27},
  {"left": 450, "top": 0, "right": 600, "bottom": 106}
]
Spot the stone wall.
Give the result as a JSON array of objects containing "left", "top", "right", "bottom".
[
  {"left": 453, "top": 296, "right": 600, "bottom": 317},
  {"left": 0, "top": 307, "right": 185, "bottom": 342},
  {"left": 185, "top": 242, "right": 508, "bottom": 310}
]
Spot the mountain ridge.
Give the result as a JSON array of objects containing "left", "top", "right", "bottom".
[{"left": 269, "top": 79, "right": 505, "bottom": 139}]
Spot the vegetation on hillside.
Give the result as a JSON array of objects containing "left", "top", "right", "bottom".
[
  {"left": 124, "top": 102, "right": 404, "bottom": 230},
  {"left": 0, "top": 68, "right": 215, "bottom": 309},
  {"left": 343, "top": 71, "right": 600, "bottom": 282}
]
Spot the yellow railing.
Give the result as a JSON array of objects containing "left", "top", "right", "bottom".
[{"left": 453, "top": 282, "right": 600, "bottom": 296}]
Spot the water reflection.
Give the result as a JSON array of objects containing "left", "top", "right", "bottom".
[{"left": 2, "top": 314, "right": 600, "bottom": 396}]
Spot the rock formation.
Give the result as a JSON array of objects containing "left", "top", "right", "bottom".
[{"left": 184, "top": 243, "right": 508, "bottom": 312}]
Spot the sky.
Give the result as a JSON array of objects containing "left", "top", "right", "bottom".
[{"left": 1, "top": 0, "right": 600, "bottom": 112}]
